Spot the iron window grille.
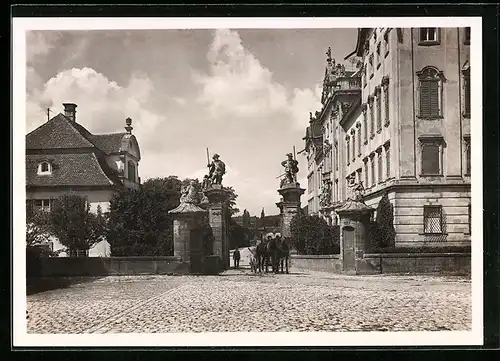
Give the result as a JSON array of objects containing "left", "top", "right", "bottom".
[{"left": 423, "top": 205, "right": 443, "bottom": 234}]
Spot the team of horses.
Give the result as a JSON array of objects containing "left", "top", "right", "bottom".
[{"left": 248, "top": 236, "right": 290, "bottom": 274}]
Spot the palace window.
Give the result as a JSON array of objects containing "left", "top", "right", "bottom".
[
  {"left": 127, "top": 160, "right": 136, "bottom": 182},
  {"left": 363, "top": 106, "right": 368, "bottom": 143},
  {"left": 369, "top": 54, "right": 374, "bottom": 79},
  {"left": 464, "top": 136, "right": 471, "bottom": 175},
  {"left": 376, "top": 89, "right": 382, "bottom": 132},
  {"left": 376, "top": 43, "right": 381, "bottom": 68},
  {"left": 370, "top": 155, "right": 375, "bottom": 187},
  {"left": 417, "top": 67, "right": 444, "bottom": 119},
  {"left": 363, "top": 64, "right": 367, "bottom": 87},
  {"left": 352, "top": 133, "right": 356, "bottom": 162},
  {"left": 420, "top": 136, "right": 444, "bottom": 176},
  {"left": 335, "top": 179, "right": 339, "bottom": 201},
  {"left": 423, "top": 205, "right": 443, "bottom": 235},
  {"left": 357, "top": 125, "right": 362, "bottom": 156},
  {"left": 384, "top": 30, "right": 390, "bottom": 56},
  {"left": 385, "top": 143, "right": 391, "bottom": 178},
  {"left": 363, "top": 159, "right": 369, "bottom": 188},
  {"left": 419, "top": 28, "right": 439, "bottom": 45},
  {"left": 463, "top": 65, "right": 471, "bottom": 117},
  {"left": 383, "top": 76, "right": 390, "bottom": 126},
  {"left": 357, "top": 168, "right": 362, "bottom": 184},
  {"left": 37, "top": 161, "right": 52, "bottom": 175},
  {"left": 464, "top": 27, "right": 471, "bottom": 45},
  {"left": 335, "top": 143, "right": 339, "bottom": 171},
  {"left": 377, "top": 150, "right": 383, "bottom": 183},
  {"left": 369, "top": 98, "right": 375, "bottom": 138},
  {"left": 346, "top": 137, "right": 350, "bottom": 165},
  {"left": 308, "top": 174, "right": 313, "bottom": 193}
]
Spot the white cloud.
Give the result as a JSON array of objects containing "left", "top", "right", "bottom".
[
  {"left": 26, "top": 31, "right": 62, "bottom": 64},
  {"left": 26, "top": 67, "right": 164, "bottom": 150},
  {"left": 192, "top": 29, "right": 321, "bottom": 127}
]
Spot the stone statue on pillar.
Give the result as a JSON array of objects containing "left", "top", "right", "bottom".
[
  {"left": 207, "top": 153, "right": 226, "bottom": 186},
  {"left": 280, "top": 153, "right": 299, "bottom": 187}
]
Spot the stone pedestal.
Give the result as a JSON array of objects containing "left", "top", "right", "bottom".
[
  {"left": 335, "top": 199, "right": 374, "bottom": 275},
  {"left": 204, "top": 185, "right": 232, "bottom": 270},
  {"left": 277, "top": 183, "right": 305, "bottom": 238},
  {"left": 168, "top": 202, "right": 207, "bottom": 265}
]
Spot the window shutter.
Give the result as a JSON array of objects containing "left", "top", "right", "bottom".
[
  {"left": 420, "top": 80, "right": 431, "bottom": 117},
  {"left": 429, "top": 81, "right": 439, "bottom": 116},
  {"left": 422, "top": 144, "right": 440, "bottom": 174}
]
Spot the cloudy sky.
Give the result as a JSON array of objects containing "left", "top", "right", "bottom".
[{"left": 26, "top": 28, "right": 357, "bottom": 216}]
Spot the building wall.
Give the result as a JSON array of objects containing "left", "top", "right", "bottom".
[
  {"left": 27, "top": 189, "right": 114, "bottom": 257},
  {"left": 355, "top": 27, "right": 471, "bottom": 247}
]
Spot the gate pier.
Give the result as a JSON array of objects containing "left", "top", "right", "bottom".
[{"left": 336, "top": 198, "right": 374, "bottom": 275}]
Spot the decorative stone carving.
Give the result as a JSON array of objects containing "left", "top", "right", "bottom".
[
  {"left": 381, "top": 75, "right": 390, "bottom": 87},
  {"left": 341, "top": 101, "right": 351, "bottom": 114},
  {"left": 323, "top": 139, "right": 332, "bottom": 152},
  {"left": 319, "top": 180, "right": 332, "bottom": 208}
]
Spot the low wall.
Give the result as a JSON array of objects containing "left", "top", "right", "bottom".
[
  {"left": 290, "top": 255, "right": 342, "bottom": 273},
  {"left": 27, "top": 256, "right": 189, "bottom": 278},
  {"left": 359, "top": 253, "right": 471, "bottom": 275},
  {"left": 290, "top": 253, "right": 471, "bottom": 275}
]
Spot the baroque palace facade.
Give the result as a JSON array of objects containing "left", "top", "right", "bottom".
[{"left": 304, "top": 27, "right": 471, "bottom": 247}]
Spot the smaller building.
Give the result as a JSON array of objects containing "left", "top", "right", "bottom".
[{"left": 25, "top": 103, "right": 142, "bottom": 256}]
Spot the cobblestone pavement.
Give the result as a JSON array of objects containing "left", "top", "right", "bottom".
[{"left": 27, "top": 268, "right": 471, "bottom": 333}]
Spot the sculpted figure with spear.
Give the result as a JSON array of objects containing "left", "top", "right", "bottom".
[{"left": 205, "top": 148, "right": 226, "bottom": 187}]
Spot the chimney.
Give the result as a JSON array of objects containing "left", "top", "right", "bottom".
[{"left": 63, "top": 103, "right": 77, "bottom": 122}]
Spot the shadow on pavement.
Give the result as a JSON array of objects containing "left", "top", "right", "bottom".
[{"left": 26, "top": 276, "right": 105, "bottom": 295}]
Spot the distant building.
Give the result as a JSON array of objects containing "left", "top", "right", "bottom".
[
  {"left": 25, "top": 103, "right": 142, "bottom": 256},
  {"left": 304, "top": 27, "right": 471, "bottom": 247}
]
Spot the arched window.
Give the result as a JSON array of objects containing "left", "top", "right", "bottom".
[
  {"left": 37, "top": 161, "right": 51, "bottom": 175},
  {"left": 417, "top": 67, "right": 444, "bottom": 119},
  {"left": 127, "top": 160, "right": 136, "bottom": 182}
]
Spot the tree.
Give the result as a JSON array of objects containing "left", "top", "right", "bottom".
[
  {"left": 25, "top": 201, "right": 56, "bottom": 258},
  {"left": 106, "top": 176, "right": 182, "bottom": 256},
  {"left": 48, "top": 194, "right": 107, "bottom": 257},
  {"left": 372, "top": 192, "right": 396, "bottom": 249}
]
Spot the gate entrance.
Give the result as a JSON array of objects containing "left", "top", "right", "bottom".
[
  {"left": 342, "top": 226, "right": 355, "bottom": 273},
  {"left": 190, "top": 228, "right": 204, "bottom": 273}
]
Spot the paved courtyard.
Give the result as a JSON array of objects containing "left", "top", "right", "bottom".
[{"left": 27, "top": 266, "right": 471, "bottom": 334}]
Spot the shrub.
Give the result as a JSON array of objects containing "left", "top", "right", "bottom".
[
  {"left": 370, "top": 192, "right": 396, "bottom": 249},
  {"left": 290, "top": 214, "right": 340, "bottom": 255},
  {"left": 106, "top": 177, "right": 181, "bottom": 256}
]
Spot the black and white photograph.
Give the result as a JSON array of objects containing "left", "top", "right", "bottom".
[{"left": 13, "top": 17, "right": 483, "bottom": 347}]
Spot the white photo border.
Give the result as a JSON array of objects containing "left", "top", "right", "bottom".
[{"left": 12, "top": 16, "right": 483, "bottom": 347}]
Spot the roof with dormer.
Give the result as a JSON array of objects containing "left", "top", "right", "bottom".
[{"left": 25, "top": 112, "right": 139, "bottom": 189}]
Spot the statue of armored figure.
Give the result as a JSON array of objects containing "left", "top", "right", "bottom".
[
  {"left": 206, "top": 153, "right": 226, "bottom": 186},
  {"left": 280, "top": 153, "right": 299, "bottom": 187}
]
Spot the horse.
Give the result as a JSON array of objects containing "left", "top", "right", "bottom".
[
  {"left": 247, "top": 246, "right": 258, "bottom": 273},
  {"left": 256, "top": 238, "right": 272, "bottom": 273},
  {"left": 266, "top": 237, "right": 280, "bottom": 274},
  {"left": 275, "top": 237, "right": 291, "bottom": 274}
]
